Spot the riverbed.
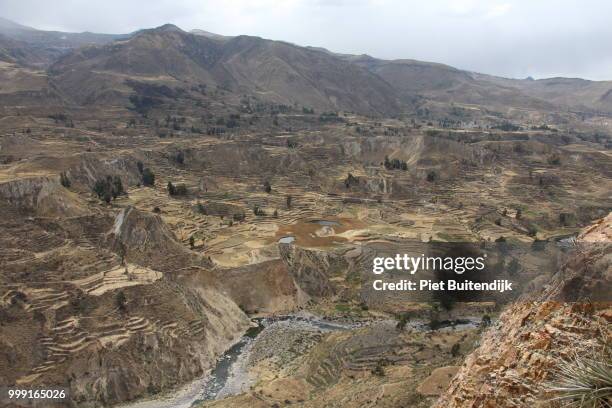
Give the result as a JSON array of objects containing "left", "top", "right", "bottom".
[
  {"left": 116, "top": 313, "right": 357, "bottom": 408},
  {"left": 117, "top": 313, "right": 481, "bottom": 408}
]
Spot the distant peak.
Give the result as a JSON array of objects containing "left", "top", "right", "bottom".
[
  {"left": 0, "top": 16, "right": 36, "bottom": 31},
  {"left": 190, "top": 29, "right": 230, "bottom": 40},
  {"left": 154, "top": 23, "right": 183, "bottom": 33}
]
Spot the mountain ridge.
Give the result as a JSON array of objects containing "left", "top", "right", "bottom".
[{"left": 2, "top": 16, "right": 612, "bottom": 115}]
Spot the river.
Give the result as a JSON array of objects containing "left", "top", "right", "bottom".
[{"left": 117, "top": 313, "right": 481, "bottom": 408}]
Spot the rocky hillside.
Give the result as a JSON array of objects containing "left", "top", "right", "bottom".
[
  {"left": 434, "top": 214, "right": 611, "bottom": 407},
  {"left": 48, "top": 24, "right": 401, "bottom": 115},
  {"left": 348, "top": 54, "right": 612, "bottom": 114}
]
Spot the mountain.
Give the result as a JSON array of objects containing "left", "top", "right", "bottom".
[
  {"left": 1, "top": 16, "right": 612, "bottom": 116},
  {"left": 48, "top": 24, "right": 402, "bottom": 115},
  {"left": 0, "top": 33, "right": 46, "bottom": 66},
  {"left": 475, "top": 73, "right": 612, "bottom": 114},
  {"left": 190, "top": 28, "right": 232, "bottom": 41},
  {"left": 348, "top": 54, "right": 612, "bottom": 114},
  {"left": 0, "top": 16, "right": 126, "bottom": 68},
  {"left": 0, "top": 16, "right": 124, "bottom": 48}
]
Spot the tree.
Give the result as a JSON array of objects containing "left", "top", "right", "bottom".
[
  {"left": 426, "top": 170, "right": 438, "bottom": 182},
  {"left": 167, "top": 182, "right": 176, "bottom": 196},
  {"left": 547, "top": 153, "right": 561, "bottom": 165},
  {"left": 396, "top": 313, "right": 409, "bottom": 331},
  {"left": 111, "top": 176, "right": 123, "bottom": 199},
  {"left": 115, "top": 291, "right": 127, "bottom": 313},
  {"left": 93, "top": 175, "right": 124, "bottom": 203},
  {"left": 344, "top": 173, "right": 359, "bottom": 188},
  {"left": 141, "top": 168, "right": 155, "bottom": 186},
  {"left": 273, "top": 209, "right": 278, "bottom": 218},
  {"left": 174, "top": 151, "right": 185, "bottom": 165},
  {"left": 263, "top": 180, "right": 272, "bottom": 194},
  {"left": 60, "top": 172, "right": 71, "bottom": 188},
  {"left": 189, "top": 235, "right": 195, "bottom": 249},
  {"left": 371, "top": 359, "right": 387, "bottom": 376},
  {"left": 450, "top": 343, "right": 461, "bottom": 357},
  {"left": 137, "top": 161, "right": 144, "bottom": 174},
  {"left": 253, "top": 205, "right": 264, "bottom": 216},
  {"left": 174, "top": 184, "right": 188, "bottom": 195},
  {"left": 197, "top": 203, "right": 207, "bottom": 215}
]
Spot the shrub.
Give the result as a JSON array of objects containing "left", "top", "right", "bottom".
[{"left": 547, "top": 352, "right": 612, "bottom": 408}]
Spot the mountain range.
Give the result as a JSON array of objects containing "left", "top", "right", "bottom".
[{"left": 1, "top": 17, "right": 612, "bottom": 116}]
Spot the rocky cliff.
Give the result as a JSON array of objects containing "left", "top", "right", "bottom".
[{"left": 434, "top": 214, "right": 611, "bottom": 407}]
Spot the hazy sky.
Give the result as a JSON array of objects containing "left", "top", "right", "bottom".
[{"left": 1, "top": 0, "right": 611, "bottom": 80}]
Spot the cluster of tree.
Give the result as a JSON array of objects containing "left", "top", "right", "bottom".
[
  {"left": 492, "top": 121, "right": 521, "bottom": 132},
  {"left": 167, "top": 182, "right": 188, "bottom": 196},
  {"left": 253, "top": 205, "right": 266, "bottom": 216},
  {"left": 165, "top": 115, "right": 187, "bottom": 131},
  {"left": 128, "top": 94, "right": 162, "bottom": 114},
  {"left": 302, "top": 107, "right": 315, "bottom": 114},
  {"left": 531, "top": 124, "right": 556, "bottom": 131},
  {"left": 48, "top": 113, "right": 74, "bottom": 127},
  {"left": 93, "top": 175, "right": 125, "bottom": 203},
  {"left": 559, "top": 212, "right": 575, "bottom": 226},
  {"left": 206, "top": 127, "right": 226, "bottom": 136},
  {"left": 384, "top": 156, "right": 408, "bottom": 170},
  {"left": 318, "top": 112, "right": 345, "bottom": 123},
  {"left": 226, "top": 113, "right": 241, "bottom": 129},
  {"left": 371, "top": 358, "right": 388, "bottom": 376},
  {"left": 233, "top": 212, "right": 246, "bottom": 222},
  {"left": 437, "top": 117, "right": 463, "bottom": 128}
]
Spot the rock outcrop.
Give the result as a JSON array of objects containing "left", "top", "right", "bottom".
[
  {"left": 0, "top": 176, "right": 88, "bottom": 217},
  {"left": 434, "top": 215, "right": 611, "bottom": 407}
]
